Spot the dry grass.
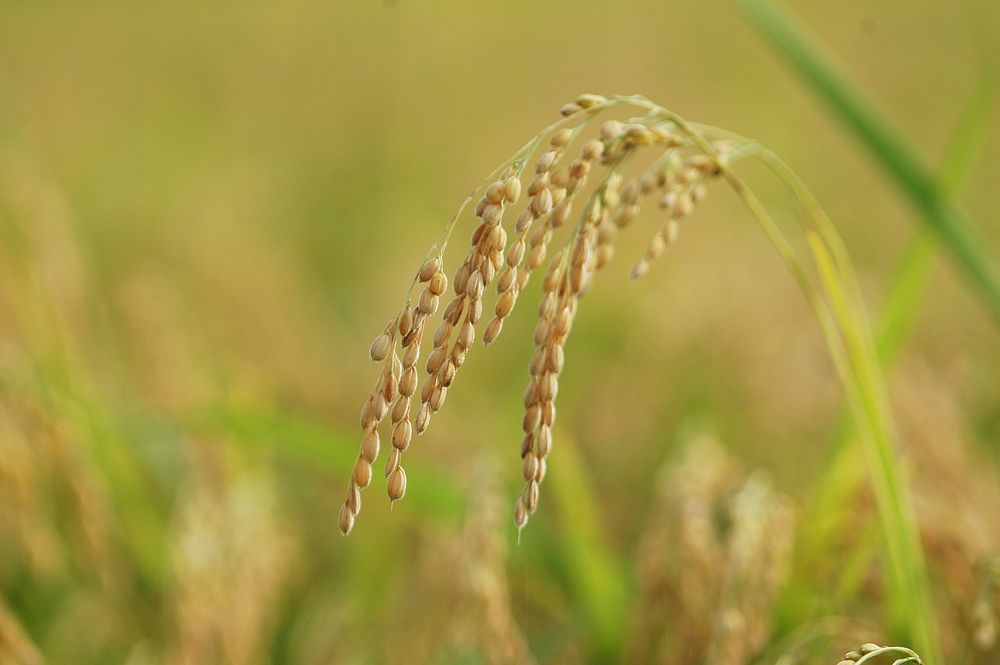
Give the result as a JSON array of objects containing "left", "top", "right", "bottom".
[{"left": 626, "top": 436, "right": 794, "bottom": 665}]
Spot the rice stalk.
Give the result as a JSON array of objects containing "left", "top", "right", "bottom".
[
  {"left": 775, "top": 70, "right": 997, "bottom": 659},
  {"left": 341, "top": 94, "right": 938, "bottom": 663}
]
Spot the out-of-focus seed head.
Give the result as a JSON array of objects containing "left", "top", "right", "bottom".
[
  {"left": 527, "top": 173, "right": 549, "bottom": 197},
  {"left": 527, "top": 480, "right": 540, "bottom": 511},
  {"left": 570, "top": 159, "right": 590, "bottom": 179},
  {"left": 626, "top": 124, "right": 655, "bottom": 145},
  {"left": 515, "top": 209, "right": 533, "bottom": 234},
  {"left": 522, "top": 454, "right": 539, "bottom": 481},
  {"left": 523, "top": 405, "right": 541, "bottom": 433},
  {"left": 575, "top": 93, "right": 606, "bottom": 108},
  {"left": 582, "top": 139, "right": 604, "bottom": 160},
  {"left": 550, "top": 128, "right": 573, "bottom": 147},
  {"left": 520, "top": 432, "right": 535, "bottom": 457},
  {"left": 514, "top": 496, "right": 529, "bottom": 528},
  {"left": 551, "top": 166, "right": 570, "bottom": 189},
  {"left": 560, "top": 102, "right": 582, "bottom": 117},
  {"left": 536, "top": 150, "right": 557, "bottom": 173},
  {"left": 554, "top": 307, "right": 573, "bottom": 336},
  {"left": 481, "top": 203, "right": 503, "bottom": 226},
  {"left": 536, "top": 426, "right": 553, "bottom": 457},
  {"left": 600, "top": 120, "right": 625, "bottom": 140},
  {"left": 346, "top": 481, "right": 361, "bottom": 514},
  {"left": 687, "top": 154, "right": 720, "bottom": 176}
]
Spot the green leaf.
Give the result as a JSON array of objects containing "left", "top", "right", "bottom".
[{"left": 733, "top": 0, "right": 1000, "bottom": 328}]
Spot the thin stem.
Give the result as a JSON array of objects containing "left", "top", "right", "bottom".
[{"left": 661, "top": 112, "right": 939, "bottom": 662}]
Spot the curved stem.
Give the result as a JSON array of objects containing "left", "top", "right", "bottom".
[{"left": 661, "top": 111, "right": 939, "bottom": 662}]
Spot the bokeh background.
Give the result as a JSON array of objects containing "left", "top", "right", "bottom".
[{"left": 1, "top": 1, "right": 998, "bottom": 664}]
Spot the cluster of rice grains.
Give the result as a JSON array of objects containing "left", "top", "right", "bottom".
[
  {"left": 339, "top": 94, "right": 731, "bottom": 535},
  {"left": 834, "top": 643, "right": 923, "bottom": 665}
]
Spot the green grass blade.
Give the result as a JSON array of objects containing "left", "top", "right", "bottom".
[
  {"left": 776, "top": 75, "right": 996, "bottom": 658},
  {"left": 195, "top": 402, "right": 466, "bottom": 524},
  {"left": 876, "top": 234, "right": 935, "bottom": 365},
  {"left": 806, "top": 232, "right": 939, "bottom": 662},
  {"left": 938, "top": 75, "right": 998, "bottom": 196},
  {"left": 670, "top": 110, "right": 941, "bottom": 659},
  {"left": 878, "top": 76, "right": 996, "bottom": 360},
  {"left": 544, "top": 432, "right": 630, "bottom": 660},
  {"left": 733, "top": 0, "right": 1000, "bottom": 328}
]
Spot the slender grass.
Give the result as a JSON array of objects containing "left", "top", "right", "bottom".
[
  {"left": 733, "top": 0, "right": 1000, "bottom": 329},
  {"left": 545, "top": 432, "right": 630, "bottom": 660},
  {"left": 658, "top": 115, "right": 941, "bottom": 661},
  {"left": 0, "top": 201, "right": 168, "bottom": 588},
  {"left": 767, "top": 50, "right": 996, "bottom": 663}
]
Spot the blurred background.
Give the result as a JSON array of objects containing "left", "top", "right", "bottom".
[{"left": 1, "top": 1, "right": 998, "bottom": 664}]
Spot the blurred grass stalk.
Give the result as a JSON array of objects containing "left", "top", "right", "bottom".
[
  {"left": 709, "top": 140, "right": 941, "bottom": 664},
  {"left": 545, "top": 433, "right": 630, "bottom": 660},
  {"left": 735, "top": 0, "right": 999, "bottom": 660},
  {"left": 734, "top": 0, "right": 1000, "bottom": 328},
  {"left": 784, "top": 36, "right": 997, "bottom": 651}
]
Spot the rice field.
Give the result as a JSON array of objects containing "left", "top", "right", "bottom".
[{"left": 1, "top": 1, "right": 999, "bottom": 664}]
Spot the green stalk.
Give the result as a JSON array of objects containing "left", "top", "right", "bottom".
[
  {"left": 663, "top": 115, "right": 940, "bottom": 660},
  {"left": 775, "top": 69, "right": 996, "bottom": 655},
  {"left": 545, "top": 433, "right": 630, "bottom": 661}
]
